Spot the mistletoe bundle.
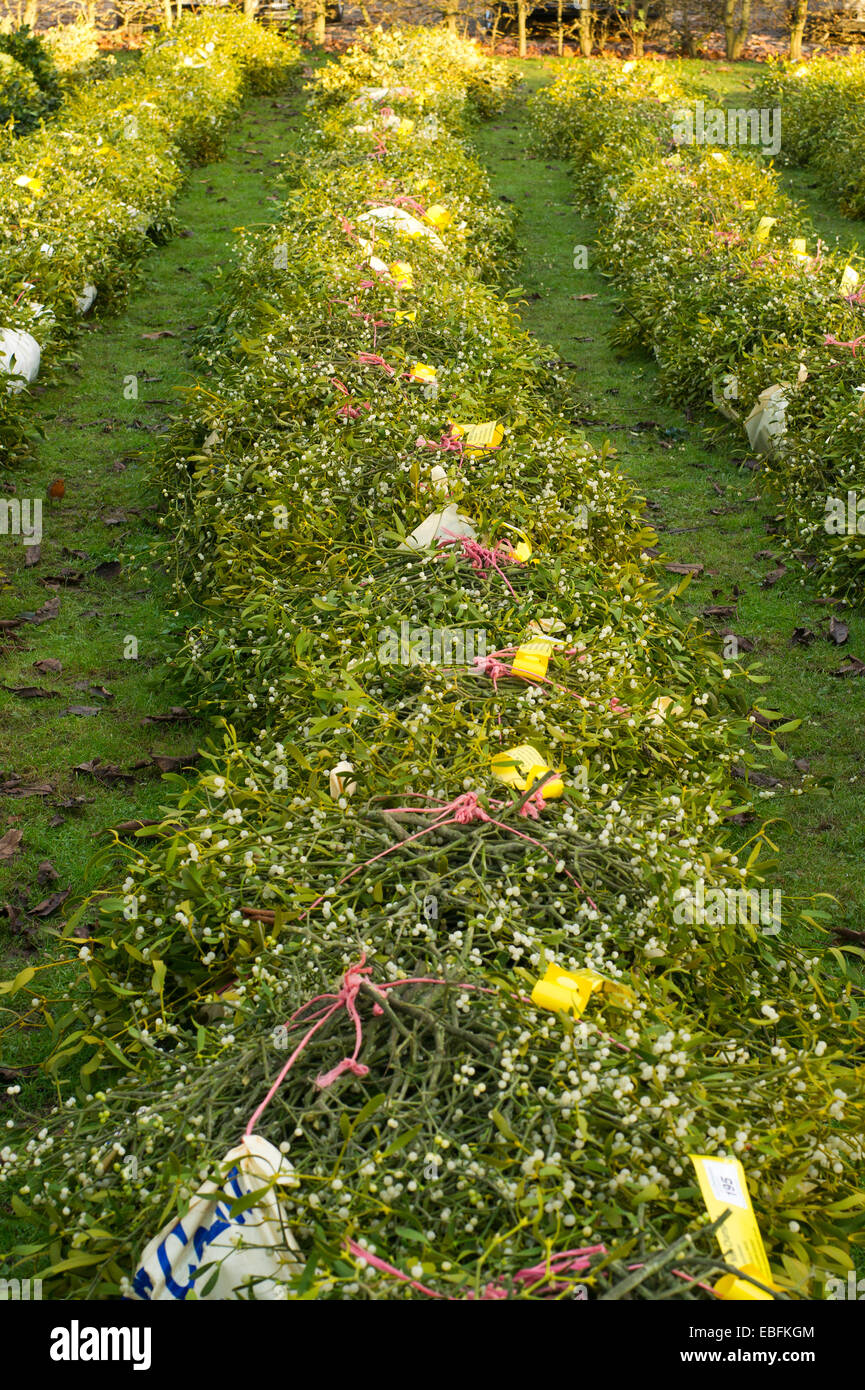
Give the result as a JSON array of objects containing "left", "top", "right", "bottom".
[
  {"left": 2, "top": 32, "right": 863, "bottom": 1301},
  {"left": 755, "top": 58, "right": 865, "bottom": 220},
  {"left": 530, "top": 62, "right": 865, "bottom": 604},
  {"left": 0, "top": 12, "right": 300, "bottom": 459}
]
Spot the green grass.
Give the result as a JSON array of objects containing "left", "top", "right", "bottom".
[
  {"left": 0, "top": 78, "right": 308, "bottom": 1072},
  {"left": 472, "top": 57, "right": 865, "bottom": 930}
]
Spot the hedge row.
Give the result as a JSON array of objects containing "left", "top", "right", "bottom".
[
  {"left": 2, "top": 33, "right": 862, "bottom": 1301},
  {"left": 530, "top": 63, "right": 865, "bottom": 603}
]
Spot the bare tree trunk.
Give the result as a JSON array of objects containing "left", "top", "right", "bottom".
[
  {"left": 443, "top": 0, "right": 459, "bottom": 32},
  {"left": 579, "top": 0, "right": 593, "bottom": 56},
  {"left": 789, "top": 0, "right": 808, "bottom": 58},
  {"left": 557, "top": 0, "right": 564, "bottom": 54},
  {"left": 23, "top": 0, "right": 38, "bottom": 26},
  {"left": 164, "top": 0, "right": 173, "bottom": 28},
  {"left": 490, "top": 5, "right": 501, "bottom": 53},
  {"left": 723, "top": 0, "right": 752, "bottom": 59},
  {"left": 313, "top": 0, "right": 326, "bottom": 44},
  {"left": 244, "top": 0, "right": 259, "bottom": 17},
  {"left": 517, "top": 0, "right": 528, "bottom": 56}
]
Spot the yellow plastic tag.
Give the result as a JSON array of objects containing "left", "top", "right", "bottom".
[
  {"left": 389, "top": 260, "right": 414, "bottom": 288},
  {"left": 425, "top": 204, "right": 453, "bottom": 231},
  {"left": 754, "top": 216, "right": 777, "bottom": 241},
  {"left": 491, "top": 745, "right": 564, "bottom": 798},
  {"left": 741, "top": 200, "right": 755, "bottom": 209},
  {"left": 408, "top": 362, "right": 436, "bottom": 383},
  {"left": 531, "top": 963, "right": 601, "bottom": 1018},
  {"left": 398, "top": 117, "right": 414, "bottom": 134},
  {"left": 689, "top": 1155, "right": 773, "bottom": 1293},
  {"left": 394, "top": 309, "right": 417, "bottom": 324},
  {"left": 789, "top": 238, "right": 807, "bottom": 256},
  {"left": 840, "top": 265, "right": 860, "bottom": 295},
  {"left": 449, "top": 420, "right": 504, "bottom": 455},
  {"left": 511, "top": 638, "right": 554, "bottom": 682}
]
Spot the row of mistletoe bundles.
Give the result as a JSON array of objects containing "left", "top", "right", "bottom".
[
  {"left": 0, "top": 12, "right": 299, "bottom": 461},
  {"left": 2, "top": 30, "right": 862, "bottom": 1302},
  {"left": 530, "top": 61, "right": 865, "bottom": 606}
]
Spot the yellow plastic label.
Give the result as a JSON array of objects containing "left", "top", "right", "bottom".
[
  {"left": 394, "top": 309, "right": 417, "bottom": 324},
  {"left": 754, "top": 216, "right": 777, "bottom": 241},
  {"left": 450, "top": 421, "right": 504, "bottom": 455},
  {"left": 789, "top": 238, "right": 807, "bottom": 256},
  {"left": 531, "top": 963, "right": 601, "bottom": 1018},
  {"left": 491, "top": 745, "right": 563, "bottom": 798},
  {"left": 511, "top": 638, "right": 554, "bottom": 682},
  {"left": 840, "top": 265, "right": 860, "bottom": 295},
  {"left": 408, "top": 362, "right": 436, "bottom": 382},
  {"left": 389, "top": 260, "right": 414, "bottom": 287},
  {"left": 689, "top": 1155, "right": 773, "bottom": 1292},
  {"left": 425, "top": 204, "right": 453, "bottom": 231}
]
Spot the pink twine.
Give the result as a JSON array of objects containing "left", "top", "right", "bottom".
[
  {"left": 300, "top": 789, "right": 596, "bottom": 918},
  {"left": 339, "top": 215, "right": 358, "bottom": 242},
  {"left": 357, "top": 352, "right": 394, "bottom": 375},
  {"left": 346, "top": 1239, "right": 607, "bottom": 1300},
  {"left": 392, "top": 193, "right": 428, "bottom": 216},
  {"left": 824, "top": 332, "right": 865, "bottom": 357},
  {"left": 438, "top": 532, "right": 523, "bottom": 598},
  {"left": 245, "top": 953, "right": 493, "bottom": 1136}
]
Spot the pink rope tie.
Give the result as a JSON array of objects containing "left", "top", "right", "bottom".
[
  {"left": 345, "top": 1240, "right": 608, "bottom": 1300},
  {"left": 331, "top": 377, "right": 370, "bottom": 420},
  {"left": 392, "top": 193, "right": 427, "bottom": 216},
  {"left": 438, "top": 532, "right": 524, "bottom": 598},
  {"left": 357, "top": 351, "right": 394, "bottom": 375},
  {"left": 824, "top": 332, "right": 865, "bottom": 356},
  {"left": 338, "top": 215, "right": 358, "bottom": 242},
  {"left": 300, "top": 790, "right": 596, "bottom": 918},
  {"left": 415, "top": 432, "right": 466, "bottom": 460},
  {"left": 245, "top": 953, "right": 494, "bottom": 1136}
]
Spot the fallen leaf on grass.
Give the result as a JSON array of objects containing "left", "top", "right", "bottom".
[
  {"left": 835, "top": 656, "right": 865, "bottom": 677},
  {"left": 91, "top": 560, "right": 122, "bottom": 579},
  {"left": 29, "top": 888, "right": 71, "bottom": 918},
  {"left": 40, "top": 569, "right": 83, "bottom": 587},
  {"left": 64, "top": 705, "right": 102, "bottom": 717},
  {"left": 829, "top": 616, "right": 849, "bottom": 645},
  {"left": 573, "top": 293, "right": 598, "bottom": 301},
  {"left": 36, "top": 860, "right": 59, "bottom": 886},
  {"left": 141, "top": 330, "right": 177, "bottom": 340},
  {"left": 23, "top": 545, "right": 40, "bottom": 567},
  {"left": 0, "top": 778, "right": 53, "bottom": 797},
  {"left": 33, "top": 658, "right": 62, "bottom": 675},
  {"left": 721, "top": 628, "right": 754, "bottom": 653},
  {"left": 0, "top": 828, "right": 23, "bottom": 860},
  {"left": 23, "top": 597, "right": 60, "bottom": 624},
  {"left": 731, "top": 763, "right": 783, "bottom": 788},
  {"left": 142, "top": 706, "right": 190, "bottom": 724},
  {"left": 703, "top": 604, "right": 737, "bottom": 619},
  {"left": 791, "top": 628, "right": 816, "bottom": 646},
  {"left": 73, "top": 760, "right": 134, "bottom": 783},
  {"left": 2, "top": 685, "right": 60, "bottom": 699},
  {"left": 664, "top": 561, "right": 704, "bottom": 576},
  {"left": 761, "top": 565, "right": 787, "bottom": 588},
  {"left": 151, "top": 753, "right": 198, "bottom": 774}
]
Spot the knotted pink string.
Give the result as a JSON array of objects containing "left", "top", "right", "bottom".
[
  {"left": 300, "top": 789, "right": 596, "bottom": 917},
  {"left": 438, "top": 532, "right": 523, "bottom": 598},
  {"left": 245, "top": 954, "right": 494, "bottom": 1136},
  {"left": 331, "top": 377, "right": 371, "bottom": 420},
  {"left": 416, "top": 431, "right": 466, "bottom": 459},
  {"left": 346, "top": 1240, "right": 607, "bottom": 1300},
  {"left": 392, "top": 193, "right": 427, "bottom": 216},
  {"left": 824, "top": 332, "right": 865, "bottom": 356},
  {"left": 357, "top": 351, "right": 394, "bottom": 375}
]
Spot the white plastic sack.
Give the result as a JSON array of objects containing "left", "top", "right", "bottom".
[
  {"left": 744, "top": 384, "right": 788, "bottom": 455},
  {"left": 357, "top": 206, "right": 444, "bottom": 251},
  {"left": 0, "top": 328, "right": 40, "bottom": 392},
  {"left": 130, "top": 1135, "right": 302, "bottom": 1301},
  {"left": 401, "top": 502, "right": 476, "bottom": 552},
  {"left": 75, "top": 284, "right": 97, "bottom": 315}
]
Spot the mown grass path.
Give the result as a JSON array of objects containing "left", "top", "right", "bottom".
[
  {"left": 0, "top": 76, "right": 307, "bottom": 1069},
  {"left": 474, "top": 61, "right": 865, "bottom": 934}
]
